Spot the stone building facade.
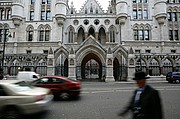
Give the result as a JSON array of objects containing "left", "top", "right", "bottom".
[{"left": 0, "top": 0, "right": 180, "bottom": 81}]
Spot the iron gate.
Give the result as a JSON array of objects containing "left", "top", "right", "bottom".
[{"left": 114, "top": 65, "right": 128, "bottom": 81}]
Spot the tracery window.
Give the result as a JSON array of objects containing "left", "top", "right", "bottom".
[
  {"left": 0, "top": 9, "right": 10, "bottom": 20},
  {"left": 45, "top": 27, "right": 50, "bottom": 41},
  {"left": 38, "top": 25, "right": 51, "bottom": 41},
  {"left": 132, "top": 0, "right": 148, "bottom": 19},
  {"left": 68, "top": 27, "right": 74, "bottom": 43},
  {"left": 133, "top": 24, "right": 151, "bottom": 40},
  {"left": 7, "top": 9, "right": 11, "bottom": 19},
  {"left": 27, "top": 26, "right": 34, "bottom": 41},
  {"left": 109, "top": 26, "right": 115, "bottom": 42},
  {"left": 167, "top": 0, "right": 180, "bottom": 3},
  {"left": 1, "top": 9, "right": 5, "bottom": 20},
  {"left": 167, "top": 8, "right": 180, "bottom": 41},
  {"left": 40, "top": 0, "right": 51, "bottom": 20},
  {"left": 0, "top": 25, "right": 10, "bottom": 43}
]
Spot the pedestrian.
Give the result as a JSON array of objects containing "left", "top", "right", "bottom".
[{"left": 118, "top": 71, "right": 163, "bottom": 119}]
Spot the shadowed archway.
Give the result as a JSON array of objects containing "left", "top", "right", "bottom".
[{"left": 81, "top": 53, "right": 102, "bottom": 81}]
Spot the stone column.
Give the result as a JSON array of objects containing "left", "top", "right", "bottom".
[
  {"left": 85, "top": 32, "right": 88, "bottom": 39},
  {"left": 68, "top": 54, "right": 76, "bottom": 79},
  {"left": 127, "top": 54, "right": 135, "bottom": 80},
  {"left": 47, "top": 48, "right": 55, "bottom": 75},
  {"left": 146, "top": 67, "right": 149, "bottom": 76},
  {"left": 47, "top": 59, "right": 55, "bottom": 75},
  {"left": 105, "top": 54, "right": 114, "bottom": 82},
  {"left": 95, "top": 32, "right": 98, "bottom": 40},
  {"left": 74, "top": 32, "right": 77, "bottom": 43},
  {"left": 106, "top": 32, "right": 109, "bottom": 42},
  {"left": 159, "top": 67, "right": 163, "bottom": 76}
]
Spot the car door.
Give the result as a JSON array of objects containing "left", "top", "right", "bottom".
[
  {"left": 49, "top": 78, "right": 67, "bottom": 93},
  {"left": 31, "top": 78, "right": 49, "bottom": 88}
]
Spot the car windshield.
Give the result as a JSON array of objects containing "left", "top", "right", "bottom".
[{"left": 10, "top": 81, "right": 35, "bottom": 92}]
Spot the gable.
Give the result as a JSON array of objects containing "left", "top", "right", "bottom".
[
  {"left": 79, "top": 0, "right": 104, "bottom": 14},
  {"left": 76, "top": 35, "right": 106, "bottom": 53}
]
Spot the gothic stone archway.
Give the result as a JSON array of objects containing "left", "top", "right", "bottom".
[{"left": 81, "top": 53, "right": 103, "bottom": 81}]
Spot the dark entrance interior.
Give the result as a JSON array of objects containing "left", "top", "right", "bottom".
[
  {"left": 81, "top": 53, "right": 102, "bottom": 81},
  {"left": 113, "top": 58, "right": 120, "bottom": 81},
  {"left": 113, "top": 57, "right": 128, "bottom": 81},
  {"left": 55, "top": 58, "right": 68, "bottom": 77}
]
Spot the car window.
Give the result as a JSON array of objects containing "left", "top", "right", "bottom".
[
  {"left": 33, "top": 75, "right": 38, "bottom": 78},
  {"left": 33, "top": 78, "right": 49, "bottom": 84},
  {"left": 52, "top": 78, "right": 64, "bottom": 84},
  {"left": 0, "top": 85, "right": 8, "bottom": 96},
  {"left": 65, "top": 77, "right": 79, "bottom": 82},
  {"left": 15, "top": 81, "right": 30, "bottom": 86}
]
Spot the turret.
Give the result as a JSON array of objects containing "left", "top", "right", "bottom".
[
  {"left": 55, "top": 0, "right": 67, "bottom": 25},
  {"left": 12, "top": 0, "right": 24, "bottom": 26},
  {"left": 116, "top": 0, "right": 128, "bottom": 24},
  {"left": 154, "top": 0, "right": 167, "bottom": 24}
]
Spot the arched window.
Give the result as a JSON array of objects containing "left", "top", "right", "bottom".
[
  {"left": 7, "top": 9, "right": 11, "bottom": 19},
  {"left": 68, "top": 27, "right": 74, "bottom": 43},
  {"left": 109, "top": 26, "right": 115, "bottom": 42},
  {"left": 27, "top": 26, "right": 34, "bottom": 41},
  {"left": 45, "top": 26, "right": 50, "bottom": 41},
  {"left": 167, "top": 7, "right": 180, "bottom": 41},
  {"left": 77, "top": 27, "right": 85, "bottom": 44},
  {"left": 132, "top": 0, "right": 148, "bottom": 19},
  {"left": 1, "top": 10, "right": 5, "bottom": 20},
  {"left": 139, "top": 27, "right": 144, "bottom": 40},
  {"left": 4, "top": 25, "right": 9, "bottom": 42},
  {"left": 144, "top": 26, "right": 150, "bottom": 40},
  {"left": 39, "top": 27, "right": 44, "bottom": 41},
  {"left": 0, "top": 24, "right": 10, "bottom": 42},
  {"left": 99, "top": 27, "right": 106, "bottom": 43},
  {"left": 133, "top": 24, "right": 151, "bottom": 40},
  {"left": 133, "top": 26, "right": 138, "bottom": 40},
  {"left": 38, "top": 25, "right": 51, "bottom": 41}
]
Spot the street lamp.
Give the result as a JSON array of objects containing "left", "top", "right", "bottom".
[{"left": 139, "top": 53, "right": 142, "bottom": 71}]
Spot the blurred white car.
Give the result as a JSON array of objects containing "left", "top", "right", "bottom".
[{"left": 0, "top": 80, "right": 53, "bottom": 119}]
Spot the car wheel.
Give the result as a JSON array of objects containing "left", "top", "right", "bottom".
[
  {"left": 2, "top": 107, "right": 21, "bottom": 119},
  {"left": 60, "top": 92, "right": 70, "bottom": 100},
  {"left": 176, "top": 80, "right": 180, "bottom": 83}
]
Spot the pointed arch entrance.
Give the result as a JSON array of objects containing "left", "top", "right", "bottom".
[
  {"left": 55, "top": 53, "right": 68, "bottom": 77},
  {"left": 113, "top": 57, "right": 128, "bottom": 81},
  {"left": 81, "top": 53, "right": 102, "bottom": 81}
]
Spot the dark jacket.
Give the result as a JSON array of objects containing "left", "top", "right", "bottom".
[{"left": 120, "top": 85, "right": 163, "bottom": 119}]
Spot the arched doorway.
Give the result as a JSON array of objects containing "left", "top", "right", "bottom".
[
  {"left": 113, "top": 58, "right": 120, "bottom": 81},
  {"left": 113, "top": 56, "right": 128, "bottom": 81},
  {"left": 55, "top": 54, "right": 68, "bottom": 77},
  {"left": 81, "top": 53, "right": 102, "bottom": 81}
]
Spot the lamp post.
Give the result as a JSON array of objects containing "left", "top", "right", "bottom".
[
  {"left": 1, "top": 27, "right": 11, "bottom": 73},
  {"left": 139, "top": 53, "right": 142, "bottom": 71}
]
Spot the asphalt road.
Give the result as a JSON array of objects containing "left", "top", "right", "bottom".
[{"left": 28, "top": 81, "right": 180, "bottom": 119}]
